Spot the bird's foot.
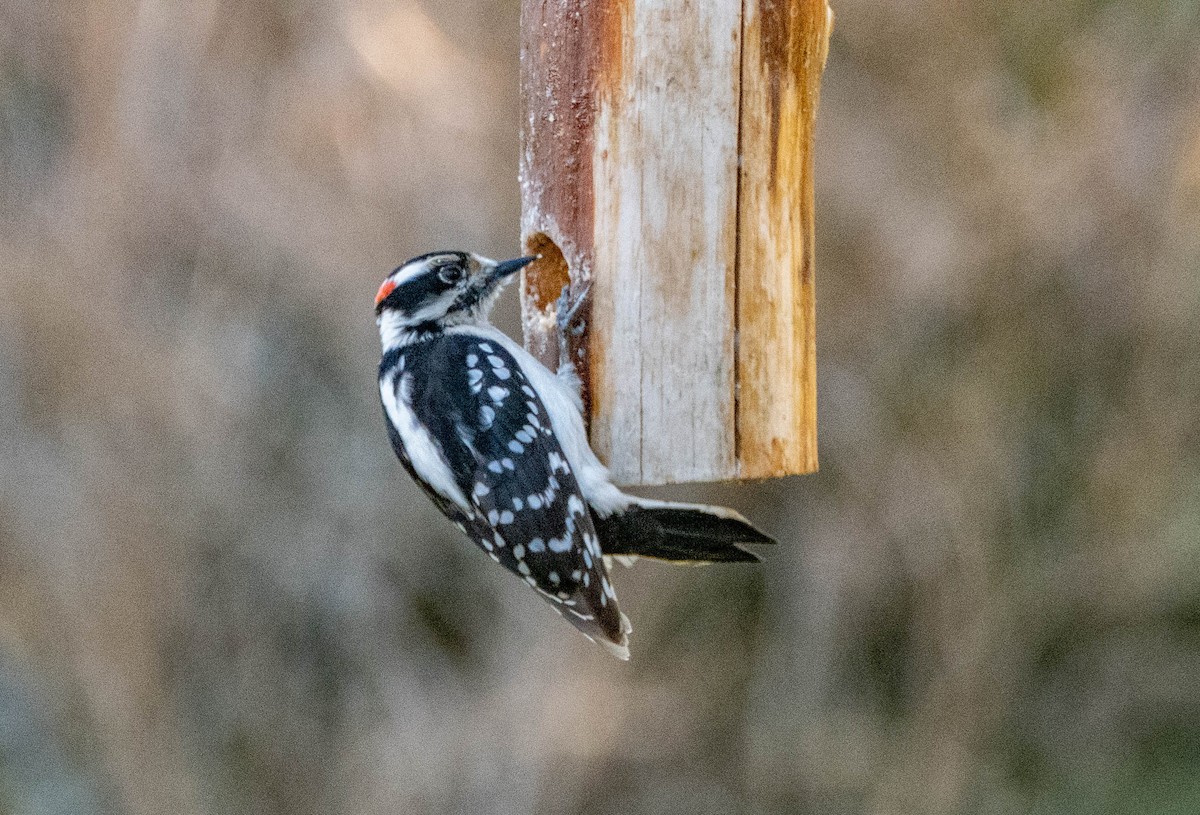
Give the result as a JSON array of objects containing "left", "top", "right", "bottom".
[
  {"left": 555, "top": 281, "right": 590, "bottom": 336},
  {"left": 554, "top": 281, "right": 590, "bottom": 373}
]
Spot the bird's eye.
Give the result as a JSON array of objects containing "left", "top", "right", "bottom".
[{"left": 437, "top": 264, "right": 465, "bottom": 284}]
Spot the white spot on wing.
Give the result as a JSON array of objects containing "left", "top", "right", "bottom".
[
  {"left": 548, "top": 452, "right": 570, "bottom": 474},
  {"left": 602, "top": 576, "right": 615, "bottom": 598}
]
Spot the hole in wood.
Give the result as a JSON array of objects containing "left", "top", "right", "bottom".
[
  {"left": 522, "top": 232, "right": 570, "bottom": 312},
  {"left": 520, "top": 232, "right": 592, "bottom": 424}
]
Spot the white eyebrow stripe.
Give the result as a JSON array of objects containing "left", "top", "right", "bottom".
[{"left": 391, "top": 254, "right": 459, "bottom": 286}]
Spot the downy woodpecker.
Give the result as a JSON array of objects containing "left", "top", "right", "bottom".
[{"left": 375, "top": 251, "right": 774, "bottom": 659}]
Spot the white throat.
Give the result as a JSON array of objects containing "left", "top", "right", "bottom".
[
  {"left": 377, "top": 308, "right": 495, "bottom": 351},
  {"left": 377, "top": 310, "right": 412, "bottom": 350}
]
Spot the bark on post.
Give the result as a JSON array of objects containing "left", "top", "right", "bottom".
[{"left": 520, "top": 0, "right": 832, "bottom": 486}]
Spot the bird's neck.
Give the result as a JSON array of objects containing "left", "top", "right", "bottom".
[
  {"left": 377, "top": 310, "right": 418, "bottom": 350},
  {"left": 377, "top": 310, "right": 491, "bottom": 351}
]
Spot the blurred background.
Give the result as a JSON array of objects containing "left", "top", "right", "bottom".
[{"left": 2, "top": 1, "right": 1199, "bottom": 813}]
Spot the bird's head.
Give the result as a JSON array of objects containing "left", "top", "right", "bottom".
[{"left": 375, "top": 251, "right": 535, "bottom": 344}]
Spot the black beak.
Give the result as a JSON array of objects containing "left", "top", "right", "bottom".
[{"left": 489, "top": 255, "right": 537, "bottom": 282}]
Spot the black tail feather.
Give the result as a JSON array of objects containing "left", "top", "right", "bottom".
[{"left": 593, "top": 505, "right": 776, "bottom": 564}]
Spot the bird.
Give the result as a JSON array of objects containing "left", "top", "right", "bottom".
[{"left": 375, "top": 250, "right": 775, "bottom": 659}]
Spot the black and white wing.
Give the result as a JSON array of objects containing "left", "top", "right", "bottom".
[{"left": 379, "top": 334, "right": 628, "bottom": 655}]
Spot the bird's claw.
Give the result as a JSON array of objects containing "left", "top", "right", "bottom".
[
  {"left": 555, "top": 281, "right": 591, "bottom": 372},
  {"left": 555, "top": 282, "right": 590, "bottom": 337}
]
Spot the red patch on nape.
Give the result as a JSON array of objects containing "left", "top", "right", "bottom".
[{"left": 375, "top": 279, "right": 397, "bottom": 307}]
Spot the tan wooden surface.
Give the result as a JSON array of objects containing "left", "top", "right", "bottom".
[
  {"left": 520, "top": 0, "right": 832, "bottom": 486},
  {"left": 736, "top": 0, "right": 830, "bottom": 478}
]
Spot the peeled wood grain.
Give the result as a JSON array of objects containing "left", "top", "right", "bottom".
[
  {"left": 589, "top": 2, "right": 742, "bottom": 484},
  {"left": 736, "top": 0, "right": 830, "bottom": 477},
  {"left": 520, "top": 0, "right": 831, "bottom": 486}
]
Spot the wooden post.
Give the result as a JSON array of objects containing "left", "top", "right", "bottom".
[{"left": 520, "top": 0, "right": 831, "bottom": 486}]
